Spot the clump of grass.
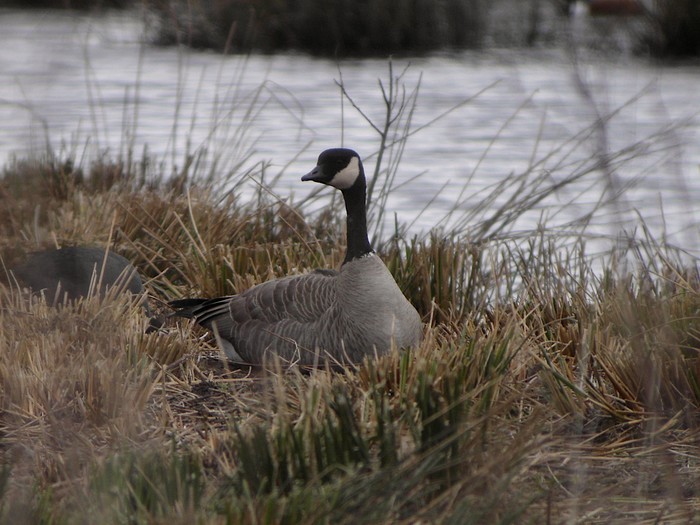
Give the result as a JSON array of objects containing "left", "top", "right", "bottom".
[
  {"left": 0, "top": 288, "right": 162, "bottom": 509},
  {"left": 0, "top": 154, "right": 157, "bottom": 259},
  {"left": 161, "top": 323, "right": 543, "bottom": 523},
  {"left": 81, "top": 446, "right": 206, "bottom": 524},
  {"left": 384, "top": 233, "right": 486, "bottom": 324}
]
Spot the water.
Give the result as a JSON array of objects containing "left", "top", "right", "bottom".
[{"left": 1, "top": 9, "right": 699, "bottom": 255}]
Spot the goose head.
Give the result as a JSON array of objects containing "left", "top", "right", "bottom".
[
  {"left": 302, "top": 148, "right": 372, "bottom": 263},
  {"left": 301, "top": 148, "right": 364, "bottom": 191}
]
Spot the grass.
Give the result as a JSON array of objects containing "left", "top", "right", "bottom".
[
  {"left": 1, "top": 64, "right": 699, "bottom": 523},
  {"left": 2, "top": 152, "right": 699, "bottom": 524}
]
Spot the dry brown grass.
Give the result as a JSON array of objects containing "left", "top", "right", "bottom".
[{"left": 1, "top": 152, "right": 699, "bottom": 523}]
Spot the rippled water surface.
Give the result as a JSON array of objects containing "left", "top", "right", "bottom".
[{"left": 1, "top": 9, "right": 699, "bottom": 252}]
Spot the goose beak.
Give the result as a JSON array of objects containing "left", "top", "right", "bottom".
[{"left": 301, "top": 166, "right": 320, "bottom": 182}]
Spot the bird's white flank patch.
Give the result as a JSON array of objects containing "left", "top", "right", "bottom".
[
  {"left": 329, "top": 156, "right": 360, "bottom": 189},
  {"left": 213, "top": 325, "right": 245, "bottom": 362}
]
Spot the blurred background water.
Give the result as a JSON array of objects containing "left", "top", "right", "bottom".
[{"left": 0, "top": 8, "right": 698, "bottom": 253}]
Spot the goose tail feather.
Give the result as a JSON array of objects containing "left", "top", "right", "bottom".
[{"left": 168, "top": 298, "right": 209, "bottom": 318}]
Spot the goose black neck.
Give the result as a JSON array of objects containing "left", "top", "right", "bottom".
[{"left": 341, "top": 180, "right": 373, "bottom": 264}]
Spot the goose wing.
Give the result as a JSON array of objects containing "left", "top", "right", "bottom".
[
  {"left": 197, "top": 269, "right": 337, "bottom": 325},
  {"left": 170, "top": 269, "right": 341, "bottom": 362}
]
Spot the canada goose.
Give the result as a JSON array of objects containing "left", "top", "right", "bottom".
[
  {"left": 9, "top": 245, "right": 159, "bottom": 329},
  {"left": 170, "top": 148, "right": 422, "bottom": 366}
]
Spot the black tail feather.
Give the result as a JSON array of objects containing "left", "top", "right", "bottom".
[{"left": 168, "top": 298, "right": 208, "bottom": 318}]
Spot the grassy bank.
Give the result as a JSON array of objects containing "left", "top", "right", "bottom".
[
  {"left": 0, "top": 143, "right": 699, "bottom": 523},
  {"left": 1, "top": 57, "right": 699, "bottom": 523}
]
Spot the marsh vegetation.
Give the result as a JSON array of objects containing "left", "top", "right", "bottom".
[{"left": 1, "top": 59, "right": 699, "bottom": 523}]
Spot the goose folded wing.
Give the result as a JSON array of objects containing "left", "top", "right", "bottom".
[
  {"left": 188, "top": 270, "right": 341, "bottom": 362},
  {"left": 183, "top": 269, "right": 338, "bottom": 329}
]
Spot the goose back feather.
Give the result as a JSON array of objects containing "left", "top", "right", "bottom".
[
  {"left": 11, "top": 246, "right": 145, "bottom": 302},
  {"left": 9, "top": 245, "right": 160, "bottom": 330}
]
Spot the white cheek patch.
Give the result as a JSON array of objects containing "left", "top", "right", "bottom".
[{"left": 329, "top": 156, "right": 359, "bottom": 189}]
